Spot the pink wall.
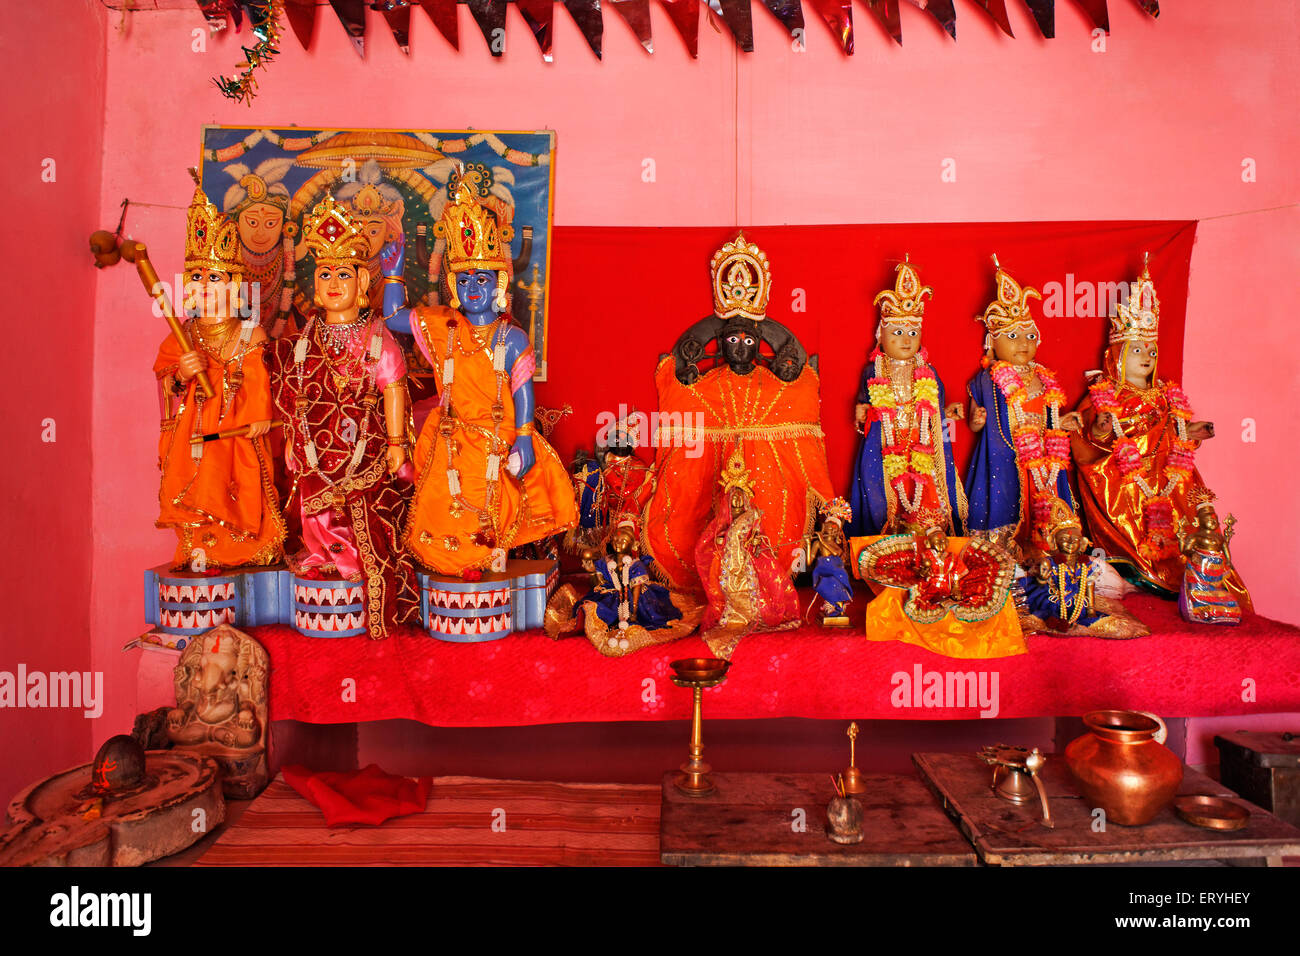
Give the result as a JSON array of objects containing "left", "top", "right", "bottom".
[
  {"left": 0, "top": 0, "right": 108, "bottom": 803},
  {"left": 12, "top": 2, "right": 1292, "bottom": 771}
]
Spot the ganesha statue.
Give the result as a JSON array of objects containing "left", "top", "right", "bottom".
[{"left": 166, "top": 623, "right": 269, "bottom": 798}]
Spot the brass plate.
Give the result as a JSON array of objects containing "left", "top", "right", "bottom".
[{"left": 1172, "top": 795, "right": 1250, "bottom": 831}]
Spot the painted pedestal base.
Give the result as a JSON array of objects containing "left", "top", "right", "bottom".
[{"left": 419, "top": 558, "right": 560, "bottom": 643}]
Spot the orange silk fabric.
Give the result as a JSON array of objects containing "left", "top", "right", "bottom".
[
  {"left": 644, "top": 356, "right": 835, "bottom": 591},
  {"left": 153, "top": 333, "right": 284, "bottom": 569},
  {"left": 863, "top": 587, "right": 1026, "bottom": 659},
  {"left": 405, "top": 306, "right": 576, "bottom": 575},
  {"left": 1073, "top": 385, "right": 1252, "bottom": 610}
]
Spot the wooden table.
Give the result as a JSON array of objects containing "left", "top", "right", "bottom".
[
  {"left": 659, "top": 771, "right": 978, "bottom": 866},
  {"left": 914, "top": 752, "right": 1300, "bottom": 867}
]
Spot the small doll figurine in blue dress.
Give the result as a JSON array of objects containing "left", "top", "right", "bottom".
[
  {"left": 1018, "top": 498, "right": 1149, "bottom": 639},
  {"left": 807, "top": 498, "right": 856, "bottom": 626},
  {"left": 555, "top": 519, "right": 703, "bottom": 657}
]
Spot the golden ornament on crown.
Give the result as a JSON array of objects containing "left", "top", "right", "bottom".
[
  {"left": 300, "top": 196, "right": 370, "bottom": 267},
  {"left": 717, "top": 447, "right": 757, "bottom": 500},
  {"left": 711, "top": 232, "right": 771, "bottom": 322},
  {"left": 874, "top": 256, "right": 932, "bottom": 329},
  {"left": 184, "top": 186, "right": 243, "bottom": 274},
  {"left": 1110, "top": 254, "right": 1160, "bottom": 345},
  {"left": 436, "top": 166, "right": 514, "bottom": 275},
  {"left": 978, "top": 255, "right": 1041, "bottom": 336}
]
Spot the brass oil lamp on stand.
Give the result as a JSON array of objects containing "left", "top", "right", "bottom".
[{"left": 669, "top": 658, "right": 731, "bottom": 796}]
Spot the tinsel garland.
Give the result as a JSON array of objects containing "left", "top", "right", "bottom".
[{"left": 213, "top": 1, "right": 283, "bottom": 105}]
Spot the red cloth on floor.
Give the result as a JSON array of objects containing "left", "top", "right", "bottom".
[
  {"left": 252, "top": 591, "right": 1300, "bottom": 725},
  {"left": 282, "top": 764, "right": 433, "bottom": 827}
]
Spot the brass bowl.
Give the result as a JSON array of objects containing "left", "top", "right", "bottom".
[
  {"left": 670, "top": 657, "right": 730, "bottom": 683},
  {"left": 1172, "top": 795, "right": 1250, "bottom": 831}
]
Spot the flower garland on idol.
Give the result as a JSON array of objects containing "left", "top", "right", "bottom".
[
  {"left": 1088, "top": 378, "right": 1195, "bottom": 558},
  {"left": 989, "top": 360, "right": 1071, "bottom": 528},
  {"left": 865, "top": 347, "right": 940, "bottom": 519}
]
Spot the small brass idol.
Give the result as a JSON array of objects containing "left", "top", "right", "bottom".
[
  {"left": 842, "top": 722, "right": 868, "bottom": 795},
  {"left": 669, "top": 658, "right": 730, "bottom": 796}
]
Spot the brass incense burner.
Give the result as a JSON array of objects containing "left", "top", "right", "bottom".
[{"left": 669, "top": 658, "right": 730, "bottom": 796}]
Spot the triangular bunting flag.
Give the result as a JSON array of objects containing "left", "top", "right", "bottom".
[
  {"left": 864, "top": 0, "right": 902, "bottom": 45},
  {"left": 709, "top": 0, "right": 755, "bottom": 52},
  {"left": 328, "top": 0, "right": 367, "bottom": 57},
  {"left": 608, "top": 0, "right": 656, "bottom": 53},
  {"left": 760, "top": 0, "right": 805, "bottom": 40},
  {"left": 281, "top": 0, "right": 317, "bottom": 48},
  {"left": 972, "top": 0, "right": 1013, "bottom": 37},
  {"left": 1024, "top": 0, "right": 1054, "bottom": 38},
  {"left": 467, "top": 0, "right": 509, "bottom": 55},
  {"left": 659, "top": 0, "right": 700, "bottom": 57},
  {"left": 418, "top": 0, "right": 461, "bottom": 48},
  {"left": 563, "top": 0, "right": 605, "bottom": 59},
  {"left": 805, "top": 0, "right": 853, "bottom": 53},
  {"left": 516, "top": 0, "right": 556, "bottom": 60},
  {"left": 1071, "top": 0, "right": 1109, "bottom": 32},
  {"left": 905, "top": 0, "right": 956, "bottom": 40},
  {"left": 379, "top": 0, "right": 413, "bottom": 53}
]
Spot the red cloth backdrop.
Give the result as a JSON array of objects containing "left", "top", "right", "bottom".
[{"left": 534, "top": 220, "right": 1197, "bottom": 490}]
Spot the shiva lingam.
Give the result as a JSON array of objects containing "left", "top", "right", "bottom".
[
  {"left": 669, "top": 657, "right": 730, "bottom": 796},
  {"left": 841, "top": 721, "right": 868, "bottom": 795},
  {"left": 979, "top": 743, "right": 1054, "bottom": 829}
]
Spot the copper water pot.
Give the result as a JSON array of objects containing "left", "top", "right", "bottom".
[{"left": 1064, "top": 710, "right": 1183, "bottom": 826}]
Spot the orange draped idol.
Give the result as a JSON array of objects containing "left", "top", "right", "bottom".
[
  {"left": 152, "top": 188, "right": 284, "bottom": 570},
  {"left": 391, "top": 169, "right": 575, "bottom": 576},
  {"left": 644, "top": 234, "right": 835, "bottom": 591},
  {"left": 404, "top": 306, "right": 576, "bottom": 574},
  {"left": 1071, "top": 259, "right": 1251, "bottom": 608}
]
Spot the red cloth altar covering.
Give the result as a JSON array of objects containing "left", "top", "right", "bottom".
[{"left": 251, "top": 593, "right": 1300, "bottom": 725}]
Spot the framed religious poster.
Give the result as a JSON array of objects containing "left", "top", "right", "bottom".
[{"left": 197, "top": 126, "right": 558, "bottom": 380}]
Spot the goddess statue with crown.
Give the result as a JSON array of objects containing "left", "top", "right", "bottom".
[
  {"left": 848, "top": 257, "right": 966, "bottom": 537},
  {"left": 1071, "top": 257, "right": 1250, "bottom": 608},
  {"left": 151, "top": 187, "right": 285, "bottom": 570},
  {"left": 221, "top": 158, "right": 295, "bottom": 337},
  {"left": 695, "top": 449, "right": 801, "bottom": 659},
  {"left": 335, "top": 161, "right": 406, "bottom": 313},
  {"left": 643, "top": 234, "right": 836, "bottom": 591},
  {"left": 381, "top": 166, "right": 576, "bottom": 576},
  {"left": 267, "top": 197, "right": 419, "bottom": 638},
  {"left": 1176, "top": 487, "right": 1243, "bottom": 626},
  {"left": 960, "top": 256, "right": 1083, "bottom": 560}
]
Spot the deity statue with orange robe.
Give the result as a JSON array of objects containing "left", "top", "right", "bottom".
[
  {"left": 382, "top": 167, "right": 576, "bottom": 576},
  {"left": 153, "top": 187, "right": 285, "bottom": 570},
  {"left": 643, "top": 234, "right": 837, "bottom": 591},
  {"left": 1071, "top": 258, "right": 1250, "bottom": 606}
]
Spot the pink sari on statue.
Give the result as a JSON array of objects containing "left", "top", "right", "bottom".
[{"left": 694, "top": 504, "right": 801, "bottom": 659}]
